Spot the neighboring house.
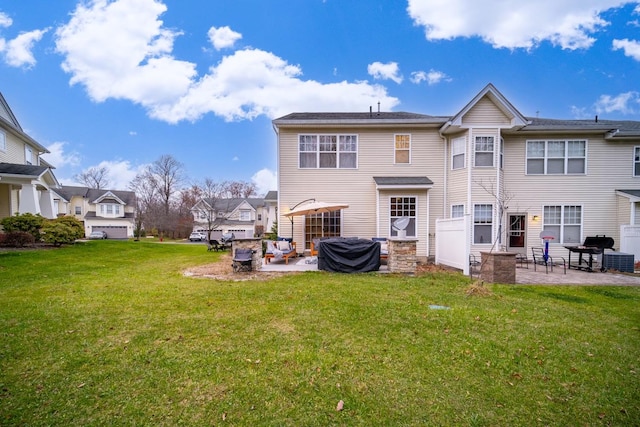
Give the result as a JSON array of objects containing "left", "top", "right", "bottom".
[
  {"left": 0, "top": 93, "right": 60, "bottom": 221},
  {"left": 52, "top": 186, "right": 136, "bottom": 239},
  {"left": 272, "top": 83, "right": 640, "bottom": 265},
  {"left": 263, "top": 190, "right": 278, "bottom": 234},
  {"left": 190, "top": 196, "right": 273, "bottom": 239}
]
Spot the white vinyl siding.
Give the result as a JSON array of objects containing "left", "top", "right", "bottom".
[
  {"left": 394, "top": 134, "right": 411, "bottom": 164},
  {"left": 452, "top": 137, "right": 465, "bottom": 169},
  {"left": 526, "top": 140, "right": 586, "bottom": 175},
  {"left": 543, "top": 205, "right": 582, "bottom": 244},
  {"left": 474, "top": 136, "right": 494, "bottom": 167},
  {"left": 299, "top": 134, "right": 357, "bottom": 169}
]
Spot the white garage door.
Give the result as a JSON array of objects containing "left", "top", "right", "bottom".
[{"left": 92, "top": 226, "right": 127, "bottom": 239}]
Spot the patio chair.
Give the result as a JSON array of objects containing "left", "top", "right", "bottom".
[
  {"left": 207, "top": 239, "right": 225, "bottom": 252},
  {"left": 232, "top": 248, "right": 254, "bottom": 272},
  {"left": 264, "top": 240, "right": 297, "bottom": 264},
  {"left": 372, "top": 237, "right": 388, "bottom": 261},
  {"left": 531, "top": 247, "right": 566, "bottom": 274},
  {"left": 469, "top": 254, "right": 481, "bottom": 279}
]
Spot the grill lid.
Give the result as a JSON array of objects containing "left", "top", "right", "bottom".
[{"left": 583, "top": 235, "right": 614, "bottom": 249}]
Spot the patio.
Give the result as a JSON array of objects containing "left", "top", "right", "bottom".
[{"left": 261, "top": 256, "right": 640, "bottom": 285}]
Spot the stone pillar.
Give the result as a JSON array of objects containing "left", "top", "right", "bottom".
[
  {"left": 480, "top": 251, "right": 517, "bottom": 283},
  {"left": 231, "top": 238, "right": 263, "bottom": 271},
  {"left": 388, "top": 237, "right": 417, "bottom": 274}
]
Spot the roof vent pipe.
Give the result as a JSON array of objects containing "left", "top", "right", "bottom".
[
  {"left": 595, "top": 115, "right": 598, "bottom": 123},
  {"left": 369, "top": 106, "right": 372, "bottom": 118},
  {"left": 377, "top": 101, "right": 380, "bottom": 115}
]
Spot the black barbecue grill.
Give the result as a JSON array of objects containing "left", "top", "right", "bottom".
[{"left": 564, "top": 235, "right": 615, "bottom": 272}]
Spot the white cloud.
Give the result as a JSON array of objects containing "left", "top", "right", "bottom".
[
  {"left": 410, "top": 69, "right": 451, "bottom": 85},
  {"left": 97, "top": 160, "right": 147, "bottom": 190},
  {"left": 55, "top": 0, "right": 197, "bottom": 105},
  {"left": 407, "top": 0, "right": 623, "bottom": 50},
  {"left": 207, "top": 26, "right": 242, "bottom": 50},
  {"left": 4, "top": 28, "right": 49, "bottom": 68},
  {"left": 152, "top": 48, "right": 398, "bottom": 122},
  {"left": 252, "top": 168, "right": 276, "bottom": 196},
  {"left": 54, "top": 0, "right": 398, "bottom": 124},
  {"left": 41, "top": 141, "right": 81, "bottom": 168},
  {"left": 367, "top": 61, "right": 403, "bottom": 84},
  {"left": 0, "top": 12, "right": 12, "bottom": 28},
  {"left": 612, "top": 38, "right": 640, "bottom": 61},
  {"left": 594, "top": 91, "right": 640, "bottom": 114}
]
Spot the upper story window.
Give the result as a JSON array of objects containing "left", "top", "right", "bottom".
[
  {"left": 452, "top": 137, "right": 465, "bottom": 170},
  {"left": 239, "top": 209, "right": 251, "bottom": 221},
  {"left": 299, "top": 134, "right": 357, "bottom": 169},
  {"left": 75, "top": 206, "right": 81, "bottom": 215},
  {"left": 100, "top": 204, "right": 121, "bottom": 216},
  {"left": 25, "top": 145, "right": 33, "bottom": 165},
  {"left": 634, "top": 147, "right": 640, "bottom": 176},
  {"left": 451, "top": 204, "right": 464, "bottom": 218},
  {"left": 394, "top": 134, "right": 410, "bottom": 164},
  {"left": 474, "top": 136, "right": 494, "bottom": 167},
  {"left": 499, "top": 138, "right": 504, "bottom": 169},
  {"left": 526, "top": 140, "right": 586, "bottom": 174},
  {"left": 0, "top": 130, "right": 6, "bottom": 152}
]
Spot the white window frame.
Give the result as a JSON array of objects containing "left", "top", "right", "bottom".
[
  {"left": 298, "top": 134, "right": 358, "bottom": 169},
  {"left": 543, "top": 205, "right": 582, "bottom": 244},
  {"left": 474, "top": 136, "right": 494, "bottom": 167},
  {"left": 451, "top": 204, "right": 464, "bottom": 218},
  {"left": 451, "top": 137, "right": 465, "bottom": 170},
  {"left": 526, "top": 139, "right": 587, "bottom": 175},
  {"left": 634, "top": 146, "right": 640, "bottom": 177},
  {"left": 0, "top": 130, "right": 6, "bottom": 152},
  {"left": 473, "top": 204, "right": 493, "bottom": 244},
  {"left": 389, "top": 196, "right": 417, "bottom": 237},
  {"left": 25, "top": 145, "right": 33, "bottom": 165},
  {"left": 74, "top": 206, "right": 82, "bottom": 215},
  {"left": 394, "top": 134, "right": 411, "bottom": 164},
  {"left": 239, "top": 209, "right": 251, "bottom": 221}
]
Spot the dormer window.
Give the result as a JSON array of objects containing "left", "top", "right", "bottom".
[{"left": 100, "top": 203, "right": 121, "bottom": 216}]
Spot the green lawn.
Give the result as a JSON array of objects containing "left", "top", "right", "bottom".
[{"left": 1, "top": 241, "right": 638, "bottom": 426}]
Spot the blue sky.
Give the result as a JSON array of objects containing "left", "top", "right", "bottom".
[{"left": 1, "top": 0, "right": 639, "bottom": 195}]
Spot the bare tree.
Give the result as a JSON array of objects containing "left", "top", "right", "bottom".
[
  {"left": 149, "top": 154, "right": 186, "bottom": 217},
  {"left": 74, "top": 166, "right": 110, "bottom": 189},
  {"left": 223, "top": 180, "right": 257, "bottom": 198}
]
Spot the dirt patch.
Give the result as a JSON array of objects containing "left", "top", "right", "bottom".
[{"left": 184, "top": 252, "right": 295, "bottom": 281}]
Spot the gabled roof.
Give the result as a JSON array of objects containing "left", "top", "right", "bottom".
[
  {"left": 92, "top": 190, "right": 126, "bottom": 205},
  {"left": 441, "top": 83, "right": 529, "bottom": 133},
  {"left": 0, "top": 92, "right": 22, "bottom": 130},
  {"left": 54, "top": 185, "right": 136, "bottom": 205},
  {"left": 515, "top": 117, "right": 640, "bottom": 140},
  {"left": 616, "top": 190, "right": 640, "bottom": 200},
  {"left": 0, "top": 162, "right": 60, "bottom": 188},
  {"left": 264, "top": 190, "right": 277, "bottom": 201},
  {"left": 201, "top": 197, "right": 265, "bottom": 212}
]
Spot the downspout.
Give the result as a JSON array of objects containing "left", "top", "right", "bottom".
[
  {"left": 496, "top": 131, "right": 501, "bottom": 250},
  {"left": 439, "top": 129, "right": 448, "bottom": 262},
  {"left": 272, "top": 123, "right": 281, "bottom": 237}
]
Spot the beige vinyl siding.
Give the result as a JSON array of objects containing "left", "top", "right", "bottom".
[
  {"left": 616, "top": 194, "right": 632, "bottom": 226},
  {"left": 502, "top": 134, "right": 639, "bottom": 257},
  {"left": 1, "top": 130, "right": 26, "bottom": 164},
  {"left": 278, "top": 126, "right": 444, "bottom": 257},
  {"left": 462, "top": 97, "right": 512, "bottom": 127}
]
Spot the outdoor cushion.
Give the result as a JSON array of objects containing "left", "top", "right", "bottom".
[{"left": 277, "top": 240, "right": 291, "bottom": 251}]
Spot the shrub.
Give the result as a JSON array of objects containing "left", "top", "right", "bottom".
[
  {"left": 0, "top": 231, "right": 36, "bottom": 247},
  {"left": 0, "top": 213, "right": 45, "bottom": 239},
  {"left": 40, "top": 222, "right": 77, "bottom": 247},
  {"left": 51, "top": 216, "right": 85, "bottom": 240}
]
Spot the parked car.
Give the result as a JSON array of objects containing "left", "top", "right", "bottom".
[
  {"left": 189, "top": 231, "right": 207, "bottom": 242},
  {"left": 89, "top": 230, "right": 107, "bottom": 239}
]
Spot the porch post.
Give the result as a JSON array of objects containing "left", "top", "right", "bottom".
[{"left": 19, "top": 183, "right": 40, "bottom": 215}]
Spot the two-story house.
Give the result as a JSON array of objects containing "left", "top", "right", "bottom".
[
  {"left": 52, "top": 186, "right": 136, "bottom": 239},
  {"left": 191, "top": 196, "right": 273, "bottom": 239},
  {"left": 0, "top": 93, "right": 60, "bottom": 221},
  {"left": 272, "top": 83, "right": 640, "bottom": 267}
]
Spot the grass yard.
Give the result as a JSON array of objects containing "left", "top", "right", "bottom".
[{"left": 0, "top": 240, "right": 639, "bottom": 426}]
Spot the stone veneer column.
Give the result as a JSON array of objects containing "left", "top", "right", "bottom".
[
  {"left": 480, "top": 251, "right": 516, "bottom": 283},
  {"left": 231, "top": 238, "right": 263, "bottom": 271},
  {"left": 388, "top": 237, "right": 417, "bottom": 274}
]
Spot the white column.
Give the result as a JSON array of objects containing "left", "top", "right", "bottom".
[
  {"left": 39, "top": 189, "right": 55, "bottom": 219},
  {"left": 19, "top": 183, "right": 40, "bottom": 215}
]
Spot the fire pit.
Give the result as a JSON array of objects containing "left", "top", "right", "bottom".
[{"left": 564, "top": 235, "right": 614, "bottom": 272}]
